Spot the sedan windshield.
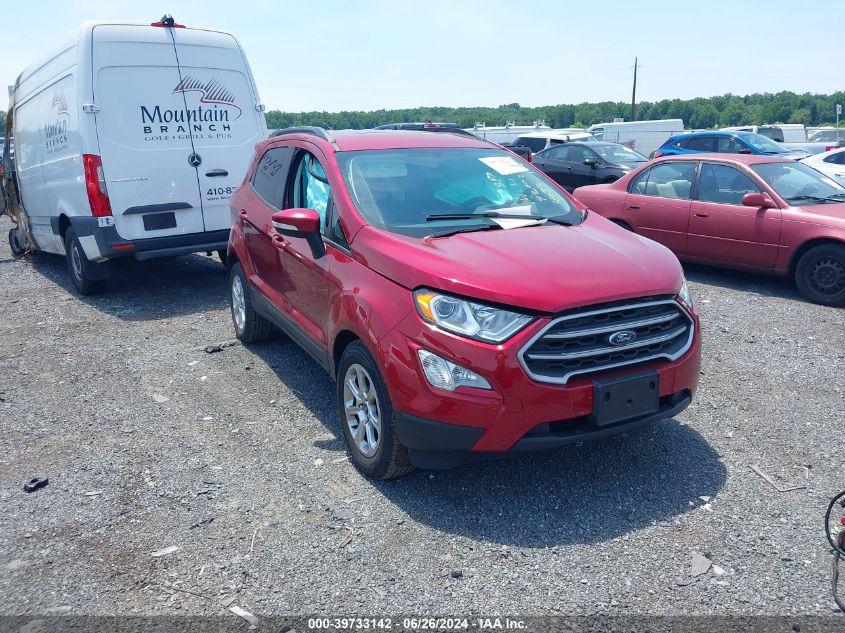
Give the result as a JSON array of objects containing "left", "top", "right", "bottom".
[
  {"left": 752, "top": 161, "right": 845, "bottom": 205},
  {"left": 742, "top": 133, "right": 788, "bottom": 154},
  {"left": 592, "top": 144, "right": 647, "bottom": 163},
  {"left": 336, "top": 148, "right": 584, "bottom": 238}
]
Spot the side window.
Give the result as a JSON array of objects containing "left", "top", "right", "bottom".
[
  {"left": 547, "top": 146, "right": 569, "bottom": 160},
  {"left": 824, "top": 152, "right": 845, "bottom": 165},
  {"left": 697, "top": 164, "right": 760, "bottom": 205},
  {"left": 687, "top": 136, "right": 717, "bottom": 152},
  {"left": 567, "top": 146, "right": 593, "bottom": 163},
  {"left": 252, "top": 146, "right": 295, "bottom": 209},
  {"left": 629, "top": 162, "right": 696, "bottom": 199},
  {"left": 592, "top": 128, "right": 604, "bottom": 141},
  {"left": 290, "top": 151, "right": 331, "bottom": 232},
  {"left": 717, "top": 137, "right": 743, "bottom": 153}
]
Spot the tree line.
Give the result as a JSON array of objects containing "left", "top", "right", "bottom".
[{"left": 264, "top": 91, "right": 845, "bottom": 131}]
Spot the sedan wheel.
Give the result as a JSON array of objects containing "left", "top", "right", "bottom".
[{"left": 795, "top": 244, "right": 845, "bottom": 306}]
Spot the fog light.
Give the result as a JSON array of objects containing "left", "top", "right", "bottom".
[{"left": 417, "top": 349, "right": 492, "bottom": 391}]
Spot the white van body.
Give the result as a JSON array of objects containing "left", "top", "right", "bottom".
[
  {"left": 510, "top": 130, "right": 597, "bottom": 153},
  {"left": 588, "top": 119, "right": 685, "bottom": 158},
  {"left": 9, "top": 20, "right": 265, "bottom": 266},
  {"left": 465, "top": 122, "right": 552, "bottom": 145},
  {"left": 722, "top": 124, "right": 807, "bottom": 143}
]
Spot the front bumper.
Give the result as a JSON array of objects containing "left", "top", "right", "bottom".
[{"left": 378, "top": 303, "right": 701, "bottom": 466}]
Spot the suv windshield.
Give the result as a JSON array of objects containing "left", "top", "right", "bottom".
[
  {"left": 752, "top": 161, "right": 845, "bottom": 204},
  {"left": 742, "top": 133, "right": 787, "bottom": 154},
  {"left": 336, "top": 148, "right": 583, "bottom": 238},
  {"left": 592, "top": 144, "right": 647, "bottom": 163}
]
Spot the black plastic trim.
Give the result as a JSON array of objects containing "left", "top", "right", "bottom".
[{"left": 123, "top": 202, "right": 192, "bottom": 215}]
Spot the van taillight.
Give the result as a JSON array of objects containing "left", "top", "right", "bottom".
[{"left": 83, "top": 154, "right": 112, "bottom": 217}]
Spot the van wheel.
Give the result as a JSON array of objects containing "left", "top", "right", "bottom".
[
  {"left": 795, "top": 244, "right": 845, "bottom": 306},
  {"left": 337, "top": 341, "right": 414, "bottom": 480},
  {"left": 64, "top": 228, "right": 108, "bottom": 295},
  {"left": 229, "top": 262, "right": 273, "bottom": 342},
  {"left": 9, "top": 227, "right": 27, "bottom": 257}
]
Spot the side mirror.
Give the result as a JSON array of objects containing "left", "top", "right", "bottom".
[
  {"left": 741, "top": 193, "right": 776, "bottom": 209},
  {"left": 738, "top": 148, "right": 753, "bottom": 155},
  {"left": 272, "top": 208, "right": 325, "bottom": 258},
  {"left": 583, "top": 157, "right": 599, "bottom": 168}
]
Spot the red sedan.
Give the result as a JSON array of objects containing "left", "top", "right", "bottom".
[{"left": 574, "top": 154, "right": 845, "bottom": 306}]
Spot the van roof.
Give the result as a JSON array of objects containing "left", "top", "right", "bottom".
[
  {"left": 515, "top": 131, "right": 593, "bottom": 139},
  {"left": 14, "top": 21, "right": 238, "bottom": 91}
]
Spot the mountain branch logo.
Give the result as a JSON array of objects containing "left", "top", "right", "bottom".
[
  {"left": 173, "top": 76, "right": 242, "bottom": 118},
  {"left": 51, "top": 89, "right": 69, "bottom": 117}
]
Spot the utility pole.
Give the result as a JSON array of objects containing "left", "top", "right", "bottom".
[{"left": 630, "top": 57, "right": 639, "bottom": 122}]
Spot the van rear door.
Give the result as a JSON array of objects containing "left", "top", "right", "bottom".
[
  {"left": 92, "top": 24, "right": 204, "bottom": 241},
  {"left": 170, "top": 28, "right": 266, "bottom": 232}
]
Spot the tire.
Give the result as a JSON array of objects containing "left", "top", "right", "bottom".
[
  {"left": 336, "top": 341, "right": 414, "bottom": 480},
  {"left": 64, "top": 228, "right": 108, "bottom": 295},
  {"left": 795, "top": 243, "right": 845, "bottom": 306},
  {"left": 229, "top": 262, "right": 273, "bottom": 342},
  {"left": 8, "top": 227, "right": 27, "bottom": 257}
]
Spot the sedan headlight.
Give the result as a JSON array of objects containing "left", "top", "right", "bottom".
[
  {"left": 414, "top": 289, "right": 533, "bottom": 343},
  {"left": 677, "top": 278, "right": 694, "bottom": 309}
]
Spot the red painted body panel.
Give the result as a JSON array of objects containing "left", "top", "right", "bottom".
[
  {"left": 230, "top": 131, "right": 702, "bottom": 454},
  {"left": 574, "top": 154, "right": 845, "bottom": 276}
]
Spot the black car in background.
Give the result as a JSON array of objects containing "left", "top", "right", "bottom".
[{"left": 531, "top": 142, "right": 647, "bottom": 191}]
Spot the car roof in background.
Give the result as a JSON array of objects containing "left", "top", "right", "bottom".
[
  {"left": 653, "top": 153, "right": 793, "bottom": 165},
  {"left": 673, "top": 130, "right": 752, "bottom": 139}
]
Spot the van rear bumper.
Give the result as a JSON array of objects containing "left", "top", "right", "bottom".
[{"left": 66, "top": 217, "right": 229, "bottom": 261}]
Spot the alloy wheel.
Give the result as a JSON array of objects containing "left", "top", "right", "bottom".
[
  {"left": 231, "top": 274, "right": 246, "bottom": 332},
  {"left": 343, "top": 363, "right": 381, "bottom": 458}
]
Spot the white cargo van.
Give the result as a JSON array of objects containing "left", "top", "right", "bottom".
[
  {"left": 3, "top": 16, "right": 266, "bottom": 294},
  {"left": 588, "top": 119, "right": 685, "bottom": 159}
]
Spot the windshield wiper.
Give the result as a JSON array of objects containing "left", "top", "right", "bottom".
[
  {"left": 426, "top": 211, "right": 544, "bottom": 222},
  {"left": 426, "top": 224, "right": 502, "bottom": 238},
  {"left": 785, "top": 195, "right": 842, "bottom": 204}
]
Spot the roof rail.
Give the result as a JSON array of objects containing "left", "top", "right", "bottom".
[{"left": 270, "top": 126, "right": 335, "bottom": 143}]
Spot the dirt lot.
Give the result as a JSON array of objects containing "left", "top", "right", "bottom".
[{"left": 1, "top": 214, "right": 844, "bottom": 619}]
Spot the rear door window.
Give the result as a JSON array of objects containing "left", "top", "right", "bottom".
[
  {"left": 514, "top": 137, "right": 547, "bottom": 153},
  {"left": 546, "top": 146, "right": 569, "bottom": 160},
  {"left": 252, "top": 146, "right": 295, "bottom": 209},
  {"left": 629, "top": 162, "right": 696, "bottom": 199},
  {"left": 686, "top": 136, "right": 718, "bottom": 152},
  {"left": 697, "top": 163, "right": 760, "bottom": 205},
  {"left": 717, "top": 137, "right": 744, "bottom": 153}
]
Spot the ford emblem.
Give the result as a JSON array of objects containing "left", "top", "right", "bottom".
[{"left": 608, "top": 330, "right": 637, "bottom": 346}]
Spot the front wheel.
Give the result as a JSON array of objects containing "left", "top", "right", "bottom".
[
  {"left": 64, "top": 228, "right": 108, "bottom": 295},
  {"left": 336, "top": 341, "right": 414, "bottom": 480},
  {"left": 795, "top": 244, "right": 845, "bottom": 306}
]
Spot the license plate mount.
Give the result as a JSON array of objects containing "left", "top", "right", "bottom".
[{"left": 590, "top": 371, "right": 660, "bottom": 427}]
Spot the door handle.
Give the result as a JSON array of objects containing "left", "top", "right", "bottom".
[
  {"left": 694, "top": 212, "right": 709, "bottom": 218},
  {"left": 627, "top": 205, "right": 640, "bottom": 211},
  {"left": 272, "top": 234, "right": 286, "bottom": 249},
  {"left": 206, "top": 169, "right": 229, "bottom": 177},
  {"left": 239, "top": 209, "right": 248, "bottom": 221}
]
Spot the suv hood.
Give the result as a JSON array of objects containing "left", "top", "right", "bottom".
[{"left": 352, "top": 214, "right": 685, "bottom": 313}]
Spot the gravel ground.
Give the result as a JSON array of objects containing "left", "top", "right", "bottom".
[{"left": 1, "top": 214, "right": 844, "bottom": 619}]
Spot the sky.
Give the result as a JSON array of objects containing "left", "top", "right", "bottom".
[{"left": 3, "top": 0, "right": 843, "bottom": 114}]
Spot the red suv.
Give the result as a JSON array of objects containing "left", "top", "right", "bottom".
[
  {"left": 573, "top": 154, "right": 845, "bottom": 306},
  {"left": 226, "top": 127, "right": 701, "bottom": 479}
]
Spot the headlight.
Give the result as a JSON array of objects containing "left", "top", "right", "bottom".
[
  {"left": 677, "top": 278, "right": 693, "bottom": 309},
  {"left": 414, "top": 289, "right": 533, "bottom": 343}
]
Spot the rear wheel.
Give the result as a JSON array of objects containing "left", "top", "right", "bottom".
[
  {"left": 229, "top": 262, "right": 273, "bottom": 342},
  {"left": 337, "top": 341, "right": 414, "bottom": 480},
  {"left": 64, "top": 228, "right": 108, "bottom": 295},
  {"left": 8, "top": 227, "right": 27, "bottom": 257},
  {"left": 795, "top": 244, "right": 845, "bottom": 306}
]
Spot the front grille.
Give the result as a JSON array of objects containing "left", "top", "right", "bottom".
[{"left": 518, "top": 297, "right": 694, "bottom": 384}]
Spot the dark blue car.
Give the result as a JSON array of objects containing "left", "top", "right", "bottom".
[{"left": 653, "top": 130, "right": 809, "bottom": 160}]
